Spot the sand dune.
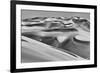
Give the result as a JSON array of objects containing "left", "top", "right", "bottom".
[
  {"left": 21, "top": 16, "right": 90, "bottom": 62},
  {"left": 21, "top": 36, "right": 84, "bottom": 62}
]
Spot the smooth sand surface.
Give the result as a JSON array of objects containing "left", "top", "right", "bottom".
[{"left": 21, "top": 36, "right": 84, "bottom": 63}]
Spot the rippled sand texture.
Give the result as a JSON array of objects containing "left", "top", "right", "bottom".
[{"left": 21, "top": 16, "right": 90, "bottom": 63}]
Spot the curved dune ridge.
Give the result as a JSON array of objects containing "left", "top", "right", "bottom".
[
  {"left": 21, "top": 16, "right": 90, "bottom": 63},
  {"left": 22, "top": 36, "right": 84, "bottom": 62}
]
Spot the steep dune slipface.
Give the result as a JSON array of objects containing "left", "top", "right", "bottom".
[{"left": 21, "top": 17, "right": 90, "bottom": 63}]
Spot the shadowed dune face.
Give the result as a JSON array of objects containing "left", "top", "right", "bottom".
[{"left": 21, "top": 17, "right": 90, "bottom": 63}]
